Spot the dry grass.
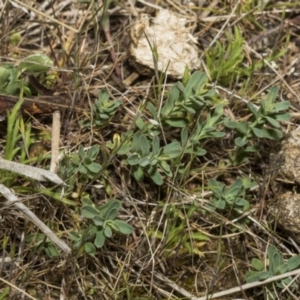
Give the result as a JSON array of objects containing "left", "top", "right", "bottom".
[{"left": 1, "top": 0, "right": 300, "bottom": 299}]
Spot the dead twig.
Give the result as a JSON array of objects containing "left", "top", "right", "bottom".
[
  {"left": 50, "top": 110, "right": 61, "bottom": 173},
  {"left": 0, "top": 157, "right": 65, "bottom": 185},
  {"left": 0, "top": 184, "right": 71, "bottom": 254}
]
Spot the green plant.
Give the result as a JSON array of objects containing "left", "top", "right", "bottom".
[
  {"left": 160, "top": 71, "right": 221, "bottom": 127},
  {"left": 0, "top": 53, "right": 53, "bottom": 96},
  {"left": 205, "top": 26, "right": 287, "bottom": 88},
  {"left": 180, "top": 104, "right": 225, "bottom": 157},
  {"left": 0, "top": 86, "right": 34, "bottom": 186},
  {"left": 62, "top": 145, "right": 102, "bottom": 188},
  {"left": 105, "top": 73, "right": 226, "bottom": 185},
  {"left": 81, "top": 90, "right": 122, "bottom": 128},
  {"left": 208, "top": 176, "right": 255, "bottom": 213},
  {"left": 224, "top": 86, "right": 290, "bottom": 164},
  {"left": 245, "top": 245, "right": 300, "bottom": 299},
  {"left": 4, "top": 95, "right": 24, "bottom": 161},
  {"left": 123, "top": 132, "right": 182, "bottom": 185},
  {"left": 205, "top": 26, "right": 245, "bottom": 84},
  {"left": 70, "top": 198, "right": 133, "bottom": 256}
]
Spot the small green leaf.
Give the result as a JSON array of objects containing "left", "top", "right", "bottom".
[
  {"left": 251, "top": 258, "right": 264, "bottom": 271},
  {"left": 253, "top": 128, "right": 282, "bottom": 140},
  {"left": 185, "top": 71, "right": 207, "bottom": 98},
  {"left": 161, "top": 86, "right": 177, "bottom": 116},
  {"left": 182, "top": 65, "right": 190, "bottom": 85},
  {"left": 132, "top": 132, "right": 143, "bottom": 152},
  {"left": 113, "top": 220, "right": 134, "bottom": 234},
  {"left": 105, "top": 208, "right": 119, "bottom": 220},
  {"left": 133, "top": 165, "right": 144, "bottom": 181},
  {"left": 181, "top": 127, "right": 188, "bottom": 146},
  {"left": 262, "top": 86, "right": 278, "bottom": 112},
  {"left": 0, "top": 66, "right": 11, "bottom": 88},
  {"left": 236, "top": 121, "right": 249, "bottom": 135},
  {"left": 264, "top": 116, "right": 280, "bottom": 128},
  {"left": 18, "top": 53, "right": 53, "bottom": 73},
  {"left": 235, "top": 198, "right": 249, "bottom": 209},
  {"left": 268, "top": 245, "right": 282, "bottom": 273},
  {"left": 140, "top": 134, "right": 150, "bottom": 156},
  {"left": 4, "top": 81, "right": 23, "bottom": 95},
  {"left": 271, "top": 101, "right": 290, "bottom": 112},
  {"left": 95, "top": 230, "right": 105, "bottom": 248},
  {"left": 93, "top": 216, "right": 104, "bottom": 226},
  {"left": 152, "top": 135, "right": 160, "bottom": 155},
  {"left": 147, "top": 102, "right": 158, "bottom": 119},
  {"left": 275, "top": 262, "right": 289, "bottom": 275},
  {"left": 245, "top": 271, "right": 261, "bottom": 283},
  {"left": 81, "top": 197, "right": 94, "bottom": 207},
  {"left": 69, "top": 231, "right": 81, "bottom": 241},
  {"left": 207, "top": 131, "right": 225, "bottom": 138},
  {"left": 252, "top": 128, "right": 264, "bottom": 138},
  {"left": 189, "top": 232, "right": 210, "bottom": 241},
  {"left": 78, "top": 145, "right": 85, "bottom": 158},
  {"left": 159, "top": 161, "right": 171, "bottom": 175},
  {"left": 45, "top": 244, "right": 60, "bottom": 258},
  {"left": 182, "top": 105, "right": 196, "bottom": 114},
  {"left": 258, "top": 271, "right": 273, "bottom": 280},
  {"left": 274, "top": 113, "right": 290, "bottom": 121},
  {"left": 287, "top": 256, "right": 300, "bottom": 270},
  {"left": 85, "top": 162, "right": 102, "bottom": 173},
  {"left": 148, "top": 167, "right": 163, "bottom": 185},
  {"left": 208, "top": 179, "right": 223, "bottom": 198},
  {"left": 242, "top": 176, "right": 256, "bottom": 189},
  {"left": 88, "top": 145, "right": 100, "bottom": 158},
  {"left": 163, "top": 118, "right": 188, "bottom": 128},
  {"left": 117, "top": 145, "right": 131, "bottom": 155},
  {"left": 104, "top": 225, "right": 112, "bottom": 237},
  {"left": 99, "top": 200, "right": 121, "bottom": 216},
  {"left": 235, "top": 137, "right": 247, "bottom": 147},
  {"left": 195, "top": 148, "right": 206, "bottom": 156},
  {"left": 244, "top": 145, "right": 261, "bottom": 152},
  {"left": 128, "top": 153, "right": 140, "bottom": 165},
  {"left": 81, "top": 206, "right": 99, "bottom": 219},
  {"left": 228, "top": 178, "right": 243, "bottom": 196},
  {"left": 139, "top": 156, "right": 150, "bottom": 167},
  {"left": 224, "top": 118, "right": 240, "bottom": 129},
  {"left": 160, "top": 142, "right": 181, "bottom": 159},
  {"left": 135, "top": 117, "right": 145, "bottom": 130},
  {"left": 247, "top": 102, "right": 259, "bottom": 119},
  {"left": 213, "top": 199, "right": 226, "bottom": 209},
  {"left": 149, "top": 157, "right": 158, "bottom": 166},
  {"left": 85, "top": 242, "right": 96, "bottom": 256},
  {"left": 97, "top": 90, "right": 109, "bottom": 103}
]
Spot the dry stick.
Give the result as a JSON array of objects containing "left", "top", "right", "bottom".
[
  {"left": 192, "top": 268, "right": 300, "bottom": 300},
  {"left": 0, "top": 157, "right": 64, "bottom": 185},
  {"left": 154, "top": 272, "right": 194, "bottom": 298},
  {"left": 50, "top": 110, "right": 61, "bottom": 173},
  {"left": 0, "top": 184, "right": 71, "bottom": 254}
]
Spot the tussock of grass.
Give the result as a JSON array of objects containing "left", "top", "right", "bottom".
[{"left": 1, "top": 1, "right": 300, "bottom": 299}]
